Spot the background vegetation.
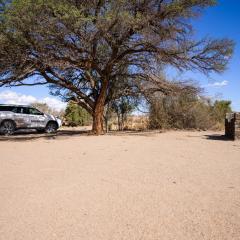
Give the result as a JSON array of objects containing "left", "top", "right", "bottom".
[
  {"left": 32, "top": 94, "right": 232, "bottom": 131},
  {"left": 149, "top": 93, "right": 232, "bottom": 130},
  {"left": 64, "top": 101, "right": 92, "bottom": 127}
]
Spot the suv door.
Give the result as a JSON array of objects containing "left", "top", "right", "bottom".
[
  {"left": 12, "top": 107, "right": 30, "bottom": 128},
  {"left": 28, "top": 108, "right": 46, "bottom": 128},
  {"left": 12, "top": 107, "right": 46, "bottom": 129}
]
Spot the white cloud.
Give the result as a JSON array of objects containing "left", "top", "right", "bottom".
[
  {"left": 0, "top": 91, "right": 37, "bottom": 105},
  {"left": 207, "top": 80, "right": 229, "bottom": 87},
  {"left": 0, "top": 91, "right": 67, "bottom": 112},
  {"left": 41, "top": 97, "right": 67, "bottom": 112}
]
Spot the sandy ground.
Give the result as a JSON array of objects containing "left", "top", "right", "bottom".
[{"left": 0, "top": 130, "right": 240, "bottom": 240}]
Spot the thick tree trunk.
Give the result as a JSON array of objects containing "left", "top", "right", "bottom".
[
  {"left": 92, "top": 80, "right": 108, "bottom": 135},
  {"left": 92, "top": 103, "right": 105, "bottom": 135}
]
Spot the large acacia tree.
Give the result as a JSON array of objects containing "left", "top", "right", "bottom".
[{"left": 0, "top": 0, "right": 234, "bottom": 134}]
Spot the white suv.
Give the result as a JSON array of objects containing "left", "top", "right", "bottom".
[{"left": 0, "top": 104, "right": 62, "bottom": 135}]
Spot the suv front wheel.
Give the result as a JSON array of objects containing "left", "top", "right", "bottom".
[
  {"left": 0, "top": 120, "right": 16, "bottom": 136},
  {"left": 45, "top": 122, "right": 58, "bottom": 134}
]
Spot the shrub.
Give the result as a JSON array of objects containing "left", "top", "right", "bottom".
[
  {"left": 149, "top": 92, "right": 230, "bottom": 130},
  {"left": 64, "top": 101, "right": 92, "bottom": 127}
]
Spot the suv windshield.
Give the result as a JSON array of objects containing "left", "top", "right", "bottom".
[{"left": 29, "top": 108, "right": 43, "bottom": 115}]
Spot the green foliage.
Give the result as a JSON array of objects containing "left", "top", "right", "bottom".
[
  {"left": 64, "top": 101, "right": 92, "bottom": 127},
  {"left": 110, "top": 97, "right": 137, "bottom": 130},
  {"left": 213, "top": 100, "right": 232, "bottom": 123}
]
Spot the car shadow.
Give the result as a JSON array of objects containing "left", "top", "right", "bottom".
[{"left": 0, "top": 129, "right": 91, "bottom": 142}]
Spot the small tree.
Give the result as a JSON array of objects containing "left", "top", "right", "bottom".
[
  {"left": 213, "top": 100, "right": 232, "bottom": 123},
  {"left": 64, "top": 101, "right": 92, "bottom": 127},
  {"left": 111, "top": 97, "right": 137, "bottom": 131},
  {"left": 149, "top": 88, "right": 216, "bottom": 130},
  {"left": 149, "top": 89, "right": 233, "bottom": 130}
]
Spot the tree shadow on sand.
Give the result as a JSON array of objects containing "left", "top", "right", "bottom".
[
  {"left": 0, "top": 129, "right": 164, "bottom": 142},
  {"left": 2, "top": 130, "right": 232, "bottom": 142},
  {"left": 107, "top": 130, "right": 163, "bottom": 137},
  {"left": 204, "top": 134, "right": 233, "bottom": 141}
]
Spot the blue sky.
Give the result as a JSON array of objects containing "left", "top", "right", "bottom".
[
  {"left": 181, "top": 0, "right": 240, "bottom": 110},
  {"left": 0, "top": 0, "right": 239, "bottom": 111}
]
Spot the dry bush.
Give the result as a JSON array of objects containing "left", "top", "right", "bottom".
[
  {"left": 149, "top": 93, "right": 220, "bottom": 131},
  {"left": 124, "top": 116, "right": 149, "bottom": 131},
  {"left": 107, "top": 115, "right": 148, "bottom": 131},
  {"left": 32, "top": 102, "right": 64, "bottom": 117}
]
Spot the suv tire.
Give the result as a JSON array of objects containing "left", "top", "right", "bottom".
[
  {"left": 0, "top": 120, "right": 16, "bottom": 136},
  {"left": 45, "top": 122, "right": 58, "bottom": 134}
]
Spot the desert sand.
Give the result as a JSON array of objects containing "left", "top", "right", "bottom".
[{"left": 0, "top": 130, "right": 240, "bottom": 240}]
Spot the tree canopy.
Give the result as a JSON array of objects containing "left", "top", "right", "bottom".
[{"left": 0, "top": 0, "right": 234, "bottom": 134}]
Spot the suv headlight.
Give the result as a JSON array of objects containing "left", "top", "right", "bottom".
[{"left": 56, "top": 118, "right": 62, "bottom": 127}]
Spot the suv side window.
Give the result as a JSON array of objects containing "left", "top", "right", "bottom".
[
  {"left": 12, "top": 107, "right": 18, "bottom": 113},
  {"left": 14, "top": 107, "right": 29, "bottom": 114},
  {"left": 0, "top": 106, "right": 14, "bottom": 112},
  {"left": 22, "top": 107, "right": 29, "bottom": 114}
]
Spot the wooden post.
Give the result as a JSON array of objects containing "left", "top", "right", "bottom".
[
  {"left": 225, "top": 113, "right": 240, "bottom": 140},
  {"left": 235, "top": 113, "right": 240, "bottom": 140},
  {"left": 225, "top": 113, "right": 236, "bottom": 140}
]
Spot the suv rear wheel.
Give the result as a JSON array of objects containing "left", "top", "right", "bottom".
[
  {"left": 0, "top": 120, "right": 16, "bottom": 136},
  {"left": 45, "top": 122, "right": 58, "bottom": 134}
]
